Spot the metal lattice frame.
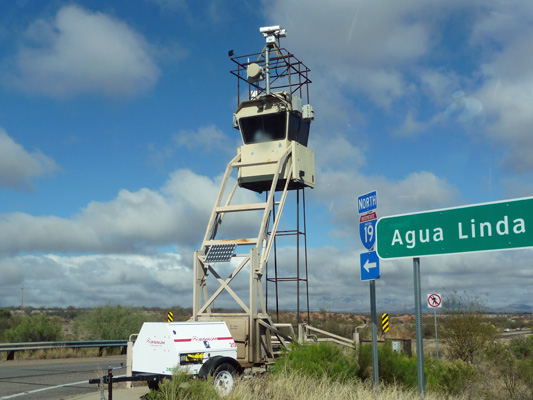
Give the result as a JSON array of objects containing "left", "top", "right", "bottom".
[
  {"left": 192, "top": 148, "right": 295, "bottom": 365},
  {"left": 230, "top": 47, "right": 312, "bottom": 107}
]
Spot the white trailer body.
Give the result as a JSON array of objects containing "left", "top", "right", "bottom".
[{"left": 132, "top": 321, "right": 238, "bottom": 376}]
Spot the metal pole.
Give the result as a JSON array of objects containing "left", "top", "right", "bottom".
[
  {"left": 370, "top": 280, "right": 379, "bottom": 394},
  {"left": 303, "top": 189, "right": 310, "bottom": 324},
  {"left": 107, "top": 368, "right": 113, "bottom": 400},
  {"left": 297, "top": 189, "right": 300, "bottom": 325},
  {"left": 434, "top": 307, "right": 439, "bottom": 360},
  {"left": 265, "top": 46, "right": 271, "bottom": 94},
  {"left": 413, "top": 257, "right": 425, "bottom": 398}
]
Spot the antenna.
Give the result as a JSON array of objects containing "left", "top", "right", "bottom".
[{"left": 259, "top": 25, "right": 286, "bottom": 94}]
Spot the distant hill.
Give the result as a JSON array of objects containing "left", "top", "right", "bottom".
[{"left": 490, "top": 303, "right": 532, "bottom": 313}]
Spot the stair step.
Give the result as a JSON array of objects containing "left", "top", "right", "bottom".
[
  {"left": 215, "top": 203, "right": 268, "bottom": 213},
  {"left": 232, "top": 160, "right": 278, "bottom": 168},
  {"left": 204, "top": 238, "right": 258, "bottom": 246}
]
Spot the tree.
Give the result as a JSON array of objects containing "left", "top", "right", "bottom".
[
  {"left": 5, "top": 314, "right": 62, "bottom": 342},
  {"left": 439, "top": 290, "right": 495, "bottom": 363},
  {"left": 75, "top": 305, "right": 146, "bottom": 340}
]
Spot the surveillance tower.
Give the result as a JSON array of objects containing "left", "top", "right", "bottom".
[{"left": 192, "top": 26, "right": 315, "bottom": 367}]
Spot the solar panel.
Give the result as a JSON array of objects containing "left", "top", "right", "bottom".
[{"left": 204, "top": 243, "right": 236, "bottom": 263}]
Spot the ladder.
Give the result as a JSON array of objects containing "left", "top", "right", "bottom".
[{"left": 192, "top": 146, "right": 295, "bottom": 366}]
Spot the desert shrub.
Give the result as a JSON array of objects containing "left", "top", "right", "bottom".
[
  {"left": 74, "top": 305, "right": 146, "bottom": 340},
  {"left": 426, "top": 358, "right": 478, "bottom": 396},
  {"left": 358, "top": 342, "right": 477, "bottom": 395},
  {"left": 509, "top": 335, "right": 533, "bottom": 358},
  {"left": 272, "top": 342, "right": 359, "bottom": 383},
  {"left": 147, "top": 373, "right": 220, "bottom": 400},
  {"left": 358, "top": 343, "right": 418, "bottom": 388},
  {"left": 440, "top": 291, "right": 496, "bottom": 363},
  {"left": 485, "top": 338, "right": 533, "bottom": 399},
  {"left": 4, "top": 314, "right": 62, "bottom": 342},
  {"left": 0, "top": 309, "right": 16, "bottom": 342}
]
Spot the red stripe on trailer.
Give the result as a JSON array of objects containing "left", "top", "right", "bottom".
[{"left": 174, "top": 337, "right": 233, "bottom": 343}]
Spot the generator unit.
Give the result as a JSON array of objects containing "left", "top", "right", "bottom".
[{"left": 132, "top": 321, "right": 242, "bottom": 391}]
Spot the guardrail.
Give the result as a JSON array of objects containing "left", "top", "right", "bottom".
[
  {"left": 298, "top": 323, "right": 355, "bottom": 349},
  {"left": 0, "top": 340, "right": 129, "bottom": 361}
]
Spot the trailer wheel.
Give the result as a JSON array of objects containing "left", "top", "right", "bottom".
[
  {"left": 147, "top": 377, "right": 160, "bottom": 390},
  {"left": 212, "top": 363, "right": 236, "bottom": 395}
]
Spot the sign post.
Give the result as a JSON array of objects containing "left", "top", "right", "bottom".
[
  {"left": 413, "top": 258, "right": 425, "bottom": 397},
  {"left": 358, "top": 190, "right": 379, "bottom": 394},
  {"left": 427, "top": 293, "right": 442, "bottom": 359}
]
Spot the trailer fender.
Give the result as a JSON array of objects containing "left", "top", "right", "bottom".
[{"left": 198, "top": 356, "right": 243, "bottom": 379}]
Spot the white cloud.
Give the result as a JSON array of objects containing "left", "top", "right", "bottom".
[
  {"left": 172, "top": 125, "right": 231, "bottom": 153},
  {"left": 0, "top": 253, "right": 192, "bottom": 308},
  {"left": 474, "top": 31, "right": 533, "bottom": 171},
  {"left": 263, "top": 0, "right": 436, "bottom": 108},
  {"left": 312, "top": 167, "right": 459, "bottom": 243},
  {"left": 148, "top": 125, "right": 233, "bottom": 166},
  {"left": 0, "top": 128, "right": 58, "bottom": 190},
  {"left": 0, "top": 168, "right": 260, "bottom": 256},
  {"left": 7, "top": 5, "right": 160, "bottom": 97},
  {"left": 260, "top": 245, "right": 533, "bottom": 312},
  {"left": 312, "top": 134, "right": 366, "bottom": 171}
]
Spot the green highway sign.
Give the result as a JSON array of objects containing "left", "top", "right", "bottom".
[{"left": 376, "top": 197, "right": 533, "bottom": 259}]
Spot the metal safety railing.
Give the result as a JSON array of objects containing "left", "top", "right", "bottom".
[
  {"left": 0, "top": 340, "right": 129, "bottom": 360},
  {"left": 298, "top": 324, "right": 355, "bottom": 349}
]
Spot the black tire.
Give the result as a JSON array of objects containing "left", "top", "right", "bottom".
[
  {"left": 212, "top": 362, "right": 236, "bottom": 395},
  {"left": 147, "top": 378, "right": 160, "bottom": 390}
]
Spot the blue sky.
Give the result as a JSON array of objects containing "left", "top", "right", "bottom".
[{"left": 1, "top": 0, "right": 533, "bottom": 313}]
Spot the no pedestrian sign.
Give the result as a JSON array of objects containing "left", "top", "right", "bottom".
[{"left": 427, "top": 294, "right": 442, "bottom": 308}]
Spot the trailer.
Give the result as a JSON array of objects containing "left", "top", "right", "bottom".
[{"left": 132, "top": 321, "right": 242, "bottom": 392}]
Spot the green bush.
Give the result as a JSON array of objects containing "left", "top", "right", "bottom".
[
  {"left": 74, "top": 305, "right": 146, "bottom": 340},
  {"left": 147, "top": 373, "right": 220, "bottom": 400},
  {"left": 486, "top": 339, "right": 533, "bottom": 399},
  {"left": 5, "top": 314, "right": 62, "bottom": 342},
  {"left": 509, "top": 335, "right": 533, "bottom": 359},
  {"left": 358, "top": 343, "right": 418, "bottom": 388},
  {"left": 358, "top": 342, "right": 478, "bottom": 395},
  {"left": 426, "top": 358, "right": 478, "bottom": 395},
  {"left": 272, "top": 342, "right": 359, "bottom": 383},
  {"left": 0, "top": 309, "right": 16, "bottom": 342}
]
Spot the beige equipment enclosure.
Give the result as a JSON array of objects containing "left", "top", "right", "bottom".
[{"left": 192, "top": 26, "right": 314, "bottom": 367}]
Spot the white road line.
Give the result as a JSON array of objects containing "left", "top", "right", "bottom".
[{"left": 0, "top": 375, "right": 125, "bottom": 399}]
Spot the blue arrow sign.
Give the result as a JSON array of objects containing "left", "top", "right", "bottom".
[
  {"left": 360, "top": 212, "right": 377, "bottom": 250},
  {"left": 360, "top": 251, "right": 380, "bottom": 281}
]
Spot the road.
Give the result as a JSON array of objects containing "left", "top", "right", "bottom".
[
  {"left": 499, "top": 328, "right": 532, "bottom": 339},
  {"left": 0, "top": 356, "right": 126, "bottom": 400}
]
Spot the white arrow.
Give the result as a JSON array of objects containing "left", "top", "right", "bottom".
[{"left": 363, "top": 258, "right": 377, "bottom": 273}]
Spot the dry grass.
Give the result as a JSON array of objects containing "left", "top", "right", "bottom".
[{"left": 228, "top": 370, "right": 469, "bottom": 400}]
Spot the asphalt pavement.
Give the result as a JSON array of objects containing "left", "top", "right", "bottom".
[{"left": 68, "top": 385, "right": 149, "bottom": 399}]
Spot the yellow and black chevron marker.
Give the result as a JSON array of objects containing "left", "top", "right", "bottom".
[
  {"left": 381, "top": 313, "right": 389, "bottom": 333},
  {"left": 167, "top": 311, "right": 173, "bottom": 322}
]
